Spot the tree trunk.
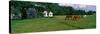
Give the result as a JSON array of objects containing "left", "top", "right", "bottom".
[{"left": 21, "top": 7, "right": 27, "bottom": 19}]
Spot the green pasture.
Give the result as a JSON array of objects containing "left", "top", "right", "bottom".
[{"left": 11, "top": 15, "right": 96, "bottom": 33}]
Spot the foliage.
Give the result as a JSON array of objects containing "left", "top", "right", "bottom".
[{"left": 10, "top": 1, "right": 96, "bottom": 19}]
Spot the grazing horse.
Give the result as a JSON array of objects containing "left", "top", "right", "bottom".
[
  {"left": 65, "top": 15, "right": 73, "bottom": 20},
  {"left": 65, "top": 15, "right": 80, "bottom": 20},
  {"left": 72, "top": 15, "right": 80, "bottom": 20}
]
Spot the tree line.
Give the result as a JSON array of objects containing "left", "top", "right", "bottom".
[{"left": 10, "top": 1, "right": 96, "bottom": 19}]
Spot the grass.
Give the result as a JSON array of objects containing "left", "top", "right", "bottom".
[{"left": 11, "top": 15, "right": 96, "bottom": 33}]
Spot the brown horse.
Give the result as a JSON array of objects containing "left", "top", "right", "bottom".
[
  {"left": 72, "top": 15, "right": 80, "bottom": 20},
  {"left": 65, "top": 15, "right": 73, "bottom": 20},
  {"left": 65, "top": 15, "right": 80, "bottom": 20}
]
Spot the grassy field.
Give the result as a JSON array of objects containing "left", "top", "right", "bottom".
[{"left": 11, "top": 15, "right": 96, "bottom": 33}]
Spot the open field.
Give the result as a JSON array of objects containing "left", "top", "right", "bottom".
[{"left": 11, "top": 15, "right": 96, "bottom": 33}]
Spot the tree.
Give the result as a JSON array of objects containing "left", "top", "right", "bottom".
[{"left": 86, "top": 11, "right": 95, "bottom": 15}]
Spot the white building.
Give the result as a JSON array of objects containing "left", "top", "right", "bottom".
[
  {"left": 43, "top": 11, "right": 48, "bottom": 17},
  {"left": 49, "top": 11, "right": 53, "bottom": 17}
]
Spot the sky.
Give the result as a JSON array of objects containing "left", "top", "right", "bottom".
[{"left": 58, "top": 3, "right": 96, "bottom": 11}]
